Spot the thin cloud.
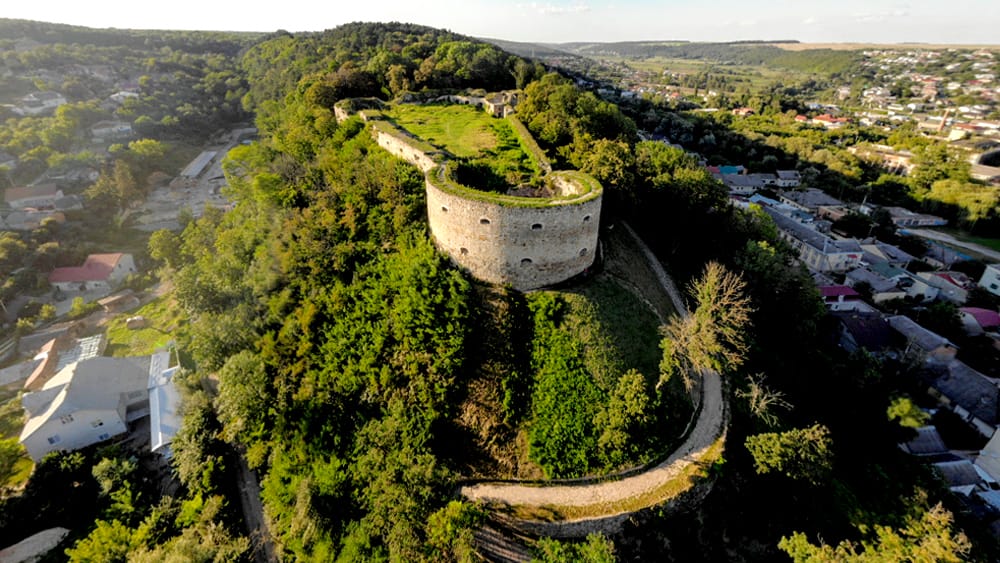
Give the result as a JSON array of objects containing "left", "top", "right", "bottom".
[
  {"left": 853, "top": 9, "right": 910, "bottom": 23},
  {"left": 518, "top": 2, "right": 591, "bottom": 16}
]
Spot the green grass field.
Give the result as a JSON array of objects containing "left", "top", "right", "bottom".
[
  {"left": 104, "top": 295, "right": 189, "bottom": 359},
  {"left": 607, "top": 55, "right": 809, "bottom": 91},
  {"left": 387, "top": 103, "right": 500, "bottom": 158},
  {"left": 942, "top": 229, "right": 1000, "bottom": 252}
]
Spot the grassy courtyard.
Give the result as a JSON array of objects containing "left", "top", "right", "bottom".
[
  {"left": 387, "top": 103, "right": 501, "bottom": 158},
  {"left": 386, "top": 103, "right": 542, "bottom": 191}
]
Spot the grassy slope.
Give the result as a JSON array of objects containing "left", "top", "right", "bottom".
[
  {"left": 387, "top": 103, "right": 499, "bottom": 158},
  {"left": 553, "top": 277, "right": 663, "bottom": 390},
  {"left": 939, "top": 228, "right": 1000, "bottom": 252},
  {"left": 104, "top": 295, "right": 189, "bottom": 359}
]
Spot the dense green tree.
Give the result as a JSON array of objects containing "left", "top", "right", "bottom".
[
  {"left": 65, "top": 519, "right": 137, "bottom": 563},
  {"left": 744, "top": 424, "right": 834, "bottom": 485},
  {"left": 0, "top": 438, "right": 24, "bottom": 489},
  {"left": 147, "top": 229, "right": 183, "bottom": 270},
  {"left": 594, "top": 369, "right": 653, "bottom": 466},
  {"left": 779, "top": 501, "right": 970, "bottom": 562},
  {"left": 886, "top": 396, "right": 930, "bottom": 430},
  {"left": 214, "top": 350, "right": 270, "bottom": 447},
  {"left": 532, "top": 533, "right": 616, "bottom": 563},
  {"left": 425, "top": 501, "right": 483, "bottom": 563}
]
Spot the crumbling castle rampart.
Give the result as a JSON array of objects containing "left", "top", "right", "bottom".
[{"left": 335, "top": 97, "right": 602, "bottom": 290}]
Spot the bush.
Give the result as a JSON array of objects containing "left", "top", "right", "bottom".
[{"left": 68, "top": 297, "right": 99, "bottom": 320}]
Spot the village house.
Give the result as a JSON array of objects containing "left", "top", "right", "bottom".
[
  {"left": 89, "top": 120, "right": 133, "bottom": 142},
  {"left": 916, "top": 271, "right": 973, "bottom": 304},
  {"left": 980, "top": 263, "right": 1000, "bottom": 297},
  {"left": 831, "top": 310, "right": 895, "bottom": 356},
  {"left": 901, "top": 426, "right": 949, "bottom": 456},
  {"left": 899, "top": 272, "right": 941, "bottom": 302},
  {"left": 23, "top": 333, "right": 107, "bottom": 392},
  {"left": 887, "top": 315, "right": 958, "bottom": 363},
  {"left": 48, "top": 253, "right": 137, "bottom": 293},
  {"left": 0, "top": 211, "right": 66, "bottom": 232},
  {"left": 975, "top": 432, "right": 1000, "bottom": 483},
  {"left": 765, "top": 208, "right": 862, "bottom": 273},
  {"left": 775, "top": 170, "right": 801, "bottom": 187},
  {"left": 922, "top": 243, "right": 968, "bottom": 270},
  {"left": 779, "top": 188, "right": 844, "bottom": 212},
  {"left": 816, "top": 205, "right": 854, "bottom": 223},
  {"left": 149, "top": 363, "right": 181, "bottom": 458},
  {"left": 920, "top": 360, "right": 999, "bottom": 439},
  {"left": 844, "top": 267, "right": 907, "bottom": 303},
  {"left": 4, "top": 184, "right": 64, "bottom": 210},
  {"left": 860, "top": 239, "right": 918, "bottom": 268},
  {"left": 819, "top": 285, "right": 862, "bottom": 308},
  {"left": 849, "top": 145, "right": 916, "bottom": 175},
  {"left": 959, "top": 307, "right": 1000, "bottom": 335},
  {"left": 932, "top": 459, "right": 985, "bottom": 495},
  {"left": 720, "top": 173, "right": 775, "bottom": 195},
  {"left": 19, "top": 355, "right": 158, "bottom": 461},
  {"left": 12, "top": 91, "right": 67, "bottom": 116},
  {"left": 883, "top": 206, "right": 948, "bottom": 227},
  {"left": 811, "top": 114, "right": 850, "bottom": 128}
]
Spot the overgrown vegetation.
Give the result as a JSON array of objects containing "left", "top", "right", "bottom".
[{"left": 524, "top": 279, "right": 688, "bottom": 478}]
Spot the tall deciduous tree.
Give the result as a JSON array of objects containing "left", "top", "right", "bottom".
[{"left": 659, "top": 261, "right": 753, "bottom": 388}]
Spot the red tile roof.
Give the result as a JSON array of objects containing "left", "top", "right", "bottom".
[
  {"left": 961, "top": 307, "right": 1000, "bottom": 329},
  {"left": 4, "top": 184, "right": 60, "bottom": 203},
  {"left": 48, "top": 253, "right": 125, "bottom": 283},
  {"left": 819, "top": 285, "right": 860, "bottom": 298}
]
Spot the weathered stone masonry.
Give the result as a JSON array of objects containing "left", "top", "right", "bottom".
[{"left": 426, "top": 172, "right": 602, "bottom": 290}]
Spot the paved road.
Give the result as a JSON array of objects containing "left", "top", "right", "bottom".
[
  {"left": 905, "top": 228, "right": 1000, "bottom": 263},
  {"left": 460, "top": 222, "right": 726, "bottom": 520}
]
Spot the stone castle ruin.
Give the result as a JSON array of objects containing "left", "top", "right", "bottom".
[{"left": 335, "top": 94, "right": 602, "bottom": 291}]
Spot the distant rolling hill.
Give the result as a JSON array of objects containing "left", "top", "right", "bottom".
[{"left": 478, "top": 37, "right": 579, "bottom": 59}]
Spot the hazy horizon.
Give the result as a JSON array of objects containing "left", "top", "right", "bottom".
[{"left": 4, "top": 1, "right": 1000, "bottom": 46}]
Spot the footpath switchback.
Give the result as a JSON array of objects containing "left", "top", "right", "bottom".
[{"left": 461, "top": 223, "right": 728, "bottom": 537}]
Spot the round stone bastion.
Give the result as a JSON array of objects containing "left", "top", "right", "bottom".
[{"left": 425, "top": 165, "right": 603, "bottom": 291}]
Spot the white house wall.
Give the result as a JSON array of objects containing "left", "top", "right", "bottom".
[{"left": 22, "top": 408, "right": 125, "bottom": 462}]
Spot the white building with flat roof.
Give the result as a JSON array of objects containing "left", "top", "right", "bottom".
[{"left": 981, "top": 263, "right": 1000, "bottom": 297}]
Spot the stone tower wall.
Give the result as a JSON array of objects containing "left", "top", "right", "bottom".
[
  {"left": 425, "top": 172, "right": 602, "bottom": 290},
  {"left": 338, "top": 97, "right": 604, "bottom": 290}
]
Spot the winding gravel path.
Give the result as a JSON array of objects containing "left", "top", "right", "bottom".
[{"left": 460, "top": 223, "right": 727, "bottom": 518}]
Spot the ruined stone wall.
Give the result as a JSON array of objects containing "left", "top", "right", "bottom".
[
  {"left": 373, "top": 129, "right": 439, "bottom": 173},
  {"left": 344, "top": 96, "right": 604, "bottom": 290},
  {"left": 426, "top": 174, "right": 602, "bottom": 290},
  {"left": 333, "top": 105, "right": 350, "bottom": 123}
]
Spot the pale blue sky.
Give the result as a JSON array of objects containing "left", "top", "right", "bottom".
[{"left": 4, "top": 1, "right": 999, "bottom": 44}]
